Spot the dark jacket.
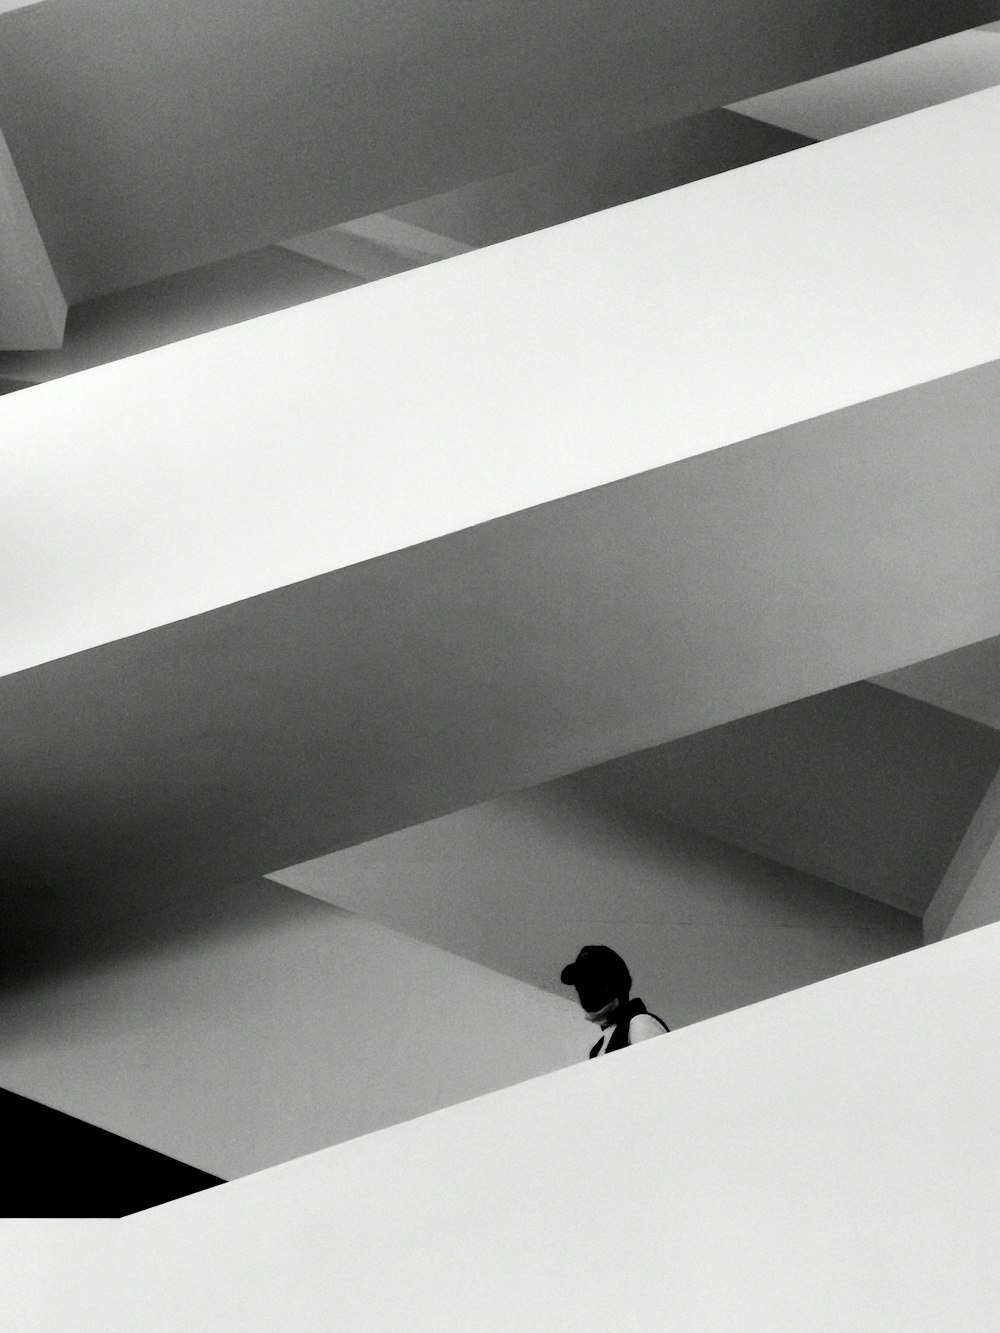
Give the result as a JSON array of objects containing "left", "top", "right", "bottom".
[{"left": 589, "top": 996, "right": 669, "bottom": 1058}]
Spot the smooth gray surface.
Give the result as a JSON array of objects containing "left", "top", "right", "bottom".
[
  {"left": 0, "top": 359, "right": 999, "bottom": 934},
  {"left": 873, "top": 633, "right": 1000, "bottom": 733},
  {"left": 273, "top": 766, "right": 923, "bottom": 1028},
  {"left": 582, "top": 684, "right": 1000, "bottom": 915},
  {"left": 392, "top": 110, "right": 810, "bottom": 249},
  {"left": 0, "top": 0, "right": 990, "bottom": 299},
  {"left": 0, "top": 127, "right": 65, "bottom": 349},
  {"left": 731, "top": 28, "right": 1000, "bottom": 141},
  {"left": 0, "top": 111, "right": 806, "bottom": 379}
]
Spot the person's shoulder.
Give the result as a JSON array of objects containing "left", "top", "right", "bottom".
[{"left": 628, "top": 1013, "right": 668, "bottom": 1043}]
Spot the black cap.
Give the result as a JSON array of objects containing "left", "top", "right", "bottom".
[{"left": 560, "top": 945, "right": 631, "bottom": 1006}]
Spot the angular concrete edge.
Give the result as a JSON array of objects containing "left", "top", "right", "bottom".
[
  {"left": 0, "top": 128, "right": 65, "bottom": 350},
  {"left": 925, "top": 764, "right": 1000, "bottom": 941}
]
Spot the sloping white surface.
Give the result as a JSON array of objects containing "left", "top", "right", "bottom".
[
  {"left": 0, "top": 1222, "right": 117, "bottom": 1331},
  {"left": 2, "top": 89, "right": 1000, "bottom": 678},
  {"left": 21, "top": 925, "right": 1000, "bottom": 1331}
]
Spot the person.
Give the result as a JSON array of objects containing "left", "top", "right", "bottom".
[{"left": 560, "top": 945, "right": 669, "bottom": 1058}]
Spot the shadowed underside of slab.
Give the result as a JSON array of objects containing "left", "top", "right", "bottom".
[
  {"left": 0, "top": 0, "right": 991, "bottom": 299},
  {"left": 1, "top": 358, "right": 999, "bottom": 921}
]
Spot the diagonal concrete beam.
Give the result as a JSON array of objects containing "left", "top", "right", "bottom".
[
  {"left": 924, "top": 765, "right": 1000, "bottom": 942},
  {"left": 0, "top": 128, "right": 65, "bottom": 350},
  {"left": 1, "top": 92, "right": 1000, "bottom": 908},
  {"left": 2, "top": 358, "right": 1000, "bottom": 913},
  {"left": 2, "top": 89, "right": 999, "bottom": 683},
  {"left": 386, "top": 109, "right": 811, "bottom": 252}
]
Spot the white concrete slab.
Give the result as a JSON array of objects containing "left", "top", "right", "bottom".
[
  {"left": 2, "top": 88, "right": 1000, "bottom": 682},
  {"left": 21, "top": 925, "right": 1000, "bottom": 1332}
]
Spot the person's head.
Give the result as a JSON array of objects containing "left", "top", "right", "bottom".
[{"left": 560, "top": 945, "right": 632, "bottom": 1027}]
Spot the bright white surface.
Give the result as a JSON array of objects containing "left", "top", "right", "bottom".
[
  {"left": 25, "top": 925, "right": 1000, "bottom": 1332},
  {"left": 0, "top": 883, "right": 578, "bottom": 1179},
  {"left": 0, "top": 1222, "right": 117, "bottom": 1331},
  {"left": 0, "top": 129, "right": 65, "bottom": 350},
  {"left": 2, "top": 89, "right": 1000, "bottom": 679},
  {"left": 731, "top": 30, "right": 1000, "bottom": 139},
  {"left": 271, "top": 785, "right": 919, "bottom": 1027}
]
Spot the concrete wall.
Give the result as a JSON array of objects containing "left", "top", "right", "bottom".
[
  {"left": 272, "top": 779, "right": 921, "bottom": 1029},
  {"left": 874, "top": 632, "right": 1000, "bottom": 733},
  {"left": 0, "top": 877, "right": 579, "bottom": 1180},
  {"left": 0, "top": 0, "right": 985, "bottom": 299},
  {"left": 0, "top": 127, "right": 64, "bottom": 350},
  {"left": 578, "top": 682, "right": 1000, "bottom": 916},
  {"left": 13, "top": 924, "right": 1000, "bottom": 1332}
]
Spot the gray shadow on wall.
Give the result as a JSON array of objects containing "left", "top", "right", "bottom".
[
  {"left": 567, "top": 680, "right": 1000, "bottom": 919},
  {"left": 0, "top": 857, "right": 342, "bottom": 1049}
]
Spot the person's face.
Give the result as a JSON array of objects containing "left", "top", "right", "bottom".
[{"left": 582, "top": 994, "right": 621, "bottom": 1028}]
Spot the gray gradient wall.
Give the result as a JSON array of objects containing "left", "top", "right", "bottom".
[
  {"left": 272, "top": 785, "right": 921, "bottom": 1029},
  {"left": 0, "top": 879, "right": 580, "bottom": 1179}
]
